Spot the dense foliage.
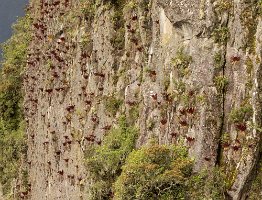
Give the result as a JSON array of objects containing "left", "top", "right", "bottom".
[
  {"left": 114, "top": 143, "right": 193, "bottom": 199},
  {"left": 85, "top": 116, "right": 138, "bottom": 199},
  {"left": 248, "top": 158, "right": 262, "bottom": 199},
  {"left": 0, "top": 14, "right": 32, "bottom": 196},
  {"left": 86, "top": 122, "right": 227, "bottom": 200},
  {"left": 114, "top": 143, "right": 226, "bottom": 200}
]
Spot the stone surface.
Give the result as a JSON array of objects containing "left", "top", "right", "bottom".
[{"left": 21, "top": 0, "right": 262, "bottom": 199}]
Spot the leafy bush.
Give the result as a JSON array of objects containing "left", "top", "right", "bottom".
[
  {"left": 110, "top": 0, "right": 126, "bottom": 52},
  {"left": 85, "top": 119, "right": 227, "bottom": 200},
  {"left": 248, "top": 158, "right": 262, "bottom": 199},
  {"left": 80, "top": 0, "right": 96, "bottom": 20},
  {"left": 229, "top": 103, "right": 253, "bottom": 123},
  {"left": 104, "top": 96, "right": 123, "bottom": 116},
  {"left": 127, "top": 105, "right": 139, "bottom": 125},
  {"left": 212, "top": 27, "right": 229, "bottom": 45},
  {"left": 85, "top": 116, "right": 138, "bottom": 200},
  {"left": 172, "top": 49, "right": 192, "bottom": 77},
  {"left": 214, "top": 75, "right": 229, "bottom": 93},
  {"left": 214, "top": 52, "right": 224, "bottom": 69},
  {"left": 104, "top": 0, "right": 127, "bottom": 8},
  {"left": 0, "top": 14, "right": 31, "bottom": 130},
  {"left": 0, "top": 121, "right": 27, "bottom": 196},
  {"left": 113, "top": 143, "right": 193, "bottom": 200},
  {"left": 214, "top": 0, "right": 233, "bottom": 13},
  {"left": 0, "top": 13, "right": 32, "bottom": 196},
  {"left": 188, "top": 168, "right": 227, "bottom": 200}
]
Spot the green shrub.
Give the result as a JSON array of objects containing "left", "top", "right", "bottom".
[
  {"left": 172, "top": 49, "right": 192, "bottom": 77},
  {"left": 0, "top": 82, "right": 23, "bottom": 130},
  {"left": 110, "top": 27, "right": 125, "bottom": 50},
  {"left": 214, "top": 75, "right": 229, "bottom": 93},
  {"left": 212, "top": 27, "right": 229, "bottom": 45},
  {"left": 0, "top": 121, "right": 27, "bottom": 195},
  {"left": 79, "top": 34, "right": 92, "bottom": 49},
  {"left": 229, "top": 103, "right": 253, "bottom": 123},
  {"left": 85, "top": 125, "right": 227, "bottom": 200},
  {"left": 245, "top": 57, "right": 254, "bottom": 75},
  {"left": 214, "top": 52, "right": 224, "bottom": 69},
  {"left": 80, "top": 0, "right": 96, "bottom": 20},
  {"left": 248, "top": 158, "right": 262, "bottom": 199},
  {"left": 173, "top": 80, "right": 186, "bottom": 95},
  {"left": 106, "top": 0, "right": 127, "bottom": 8},
  {"left": 0, "top": 14, "right": 32, "bottom": 130},
  {"left": 110, "top": 0, "right": 126, "bottom": 51},
  {"left": 189, "top": 168, "right": 227, "bottom": 200},
  {"left": 215, "top": 0, "right": 233, "bottom": 13},
  {"left": 104, "top": 96, "right": 123, "bottom": 116},
  {"left": 113, "top": 143, "right": 193, "bottom": 200},
  {"left": 101, "top": 0, "right": 127, "bottom": 52},
  {"left": 127, "top": 105, "right": 139, "bottom": 125},
  {"left": 0, "top": 13, "right": 32, "bottom": 196},
  {"left": 85, "top": 116, "right": 138, "bottom": 200}
]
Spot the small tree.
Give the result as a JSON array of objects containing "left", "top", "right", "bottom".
[
  {"left": 113, "top": 143, "right": 193, "bottom": 200},
  {"left": 0, "top": 13, "right": 32, "bottom": 196},
  {"left": 85, "top": 116, "right": 138, "bottom": 200}
]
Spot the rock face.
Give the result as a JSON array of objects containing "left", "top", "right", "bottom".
[
  {"left": 0, "top": 184, "right": 3, "bottom": 200},
  {"left": 22, "top": 0, "right": 261, "bottom": 199}
]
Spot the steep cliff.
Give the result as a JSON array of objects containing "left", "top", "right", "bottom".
[{"left": 0, "top": 0, "right": 262, "bottom": 199}]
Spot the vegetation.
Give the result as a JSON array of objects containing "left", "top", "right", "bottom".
[
  {"left": 147, "top": 119, "right": 156, "bottom": 131},
  {"left": 104, "top": 96, "right": 123, "bottom": 116},
  {"left": 105, "top": 0, "right": 127, "bottom": 8},
  {"left": 0, "top": 14, "right": 32, "bottom": 196},
  {"left": 110, "top": 26, "right": 125, "bottom": 50},
  {"left": 221, "top": 132, "right": 230, "bottom": 145},
  {"left": 229, "top": 103, "right": 253, "bottom": 123},
  {"left": 214, "top": 75, "right": 229, "bottom": 93},
  {"left": 172, "top": 49, "right": 192, "bottom": 77},
  {"left": 215, "top": 0, "right": 233, "bottom": 13},
  {"left": 0, "top": 122, "right": 27, "bottom": 196},
  {"left": 127, "top": 105, "right": 139, "bottom": 125},
  {"left": 85, "top": 116, "right": 138, "bottom": 199},
  {"left": 248, "top": 158, "right": 262, "bottom": 199},
  {"left": 214, "top": 52, "right": 225, "bottom": 69},
  {"left": 188, "top": 168, "right": 227, "bottom": 200},
  {"left": 80, "top": 0, "right": 96, "bottom": 20},
  {"left": 163, "top": 76, "right": 171, "bottom": 90},
  {"left": 239, "top": 0, "right": 260, "bottom": 54},
  {"left": 0, "top": 14, "right": 31, "bottom": 129},
  {"left": 110, "top": 0, "right": 127, "bottom": 52},
  {"left": 245, "top": 57, "right": 254, "bottom": 75},
  {"left": 79, "top": 34, "right": 92, "bottom": 49},
  {"left": 212, "top": 27, "right": 229, "bottom": 45},
  {"left": 173, "top": 80, "right": 186, "bottom": 95},
  {"left": 85, "top": 126, "right": 227, "bottom": 199},
  {"left": 1, "top": 1, "right": 259, "bottom": 199},
  {"left": 114, "top": 143, "right": 193, "bottom": 199}
]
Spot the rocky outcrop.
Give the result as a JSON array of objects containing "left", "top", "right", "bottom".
[{"left": 19, "top": 0, "right": 262, "bottom": 199}]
